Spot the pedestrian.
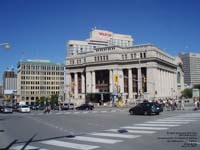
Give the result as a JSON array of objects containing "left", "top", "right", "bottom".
[
  {"left": 47, "top": 105, "right": 51, "bottom": 113},
  {"left": 197, "top": 100, "right": 200, "bottom": 110}
]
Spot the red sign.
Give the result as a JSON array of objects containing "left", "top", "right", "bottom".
[{"left": 98, "top": 32, "right": 112, "bottom": 37}]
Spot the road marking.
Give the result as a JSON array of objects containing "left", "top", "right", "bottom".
[
  {"left": 70, "top": 136, "right": 123, "bottom": 144},
  {"left": 146, "top": 121, "right": 189, "bottom": 124},
  {"left": 157, "top": 119, "right": 196, "bottom": 122},
  {"left": 55, "top": 112, "right": 63, "bottom": 115},
  {"left": 64, "top": 112, "right": 72, "bottom": 114},
  {"left": 74, "top": 112, "right": 81, "bottom": 114},
  {"left": 90, "top": 132, "right": 141, "bottom": 138},
  {"left": 83, "top": 111, "right": 89, "bottom": 114},
  {"left": 41, "top": 140, "right": 99, "bottom": 150},
  {"left": 100, "top": 111, "right": 107, "bottom": 113},
  {"left": 134, "top": 123, "right": 179, "bottom": 127},
  {"left": 105, "top": 129, "right": 156, "bottom": 134},
  {"left": 91, "top": 111, "right": 97, "bottom": 113},
  {"left": 121, "top": 126, "right": 168, "bottom": 130},
  {"left": 11, "top": 145, "right": 41, "bottom": 150}
]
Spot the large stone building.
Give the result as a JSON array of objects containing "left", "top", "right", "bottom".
[
  {"left": 179, "top": 52, "right": 200, "bottom": 86},
  {"left": 17, "top": 59, "right": 65, "bottom": 105},
  {"left": 66, "top": 30, "right": 178, "bottom": 105}
]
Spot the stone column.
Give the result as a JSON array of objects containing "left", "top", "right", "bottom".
[
  {"left": 109, "top": 69, "right": 113, "bottom": 93},
  {"left": 118, "top": 69, "right": 124, "bottom": 100},
  {"left": 86, "top": 71, "right": 92, "bottom": 93},
  {"left": 74, "top": 73, "right": 78, "bottom": 99},
  {"left": 137, "top": 67, "right": 142, "bottom": 97},
  {"left": 92, "top": 71, "right": 96, "bottom": 93},
  {"left": 81, "top": 73, "right": 85, "bottom": 99},
  {"left": 66, "top": 73, "right": 71, "bottom": 99},
  {"left": 128, "top": 69, "right": 133, "bottom": 99}
]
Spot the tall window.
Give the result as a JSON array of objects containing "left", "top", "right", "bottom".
[{"left": 177, "top": 72, "right": 181, "bottom": 84}]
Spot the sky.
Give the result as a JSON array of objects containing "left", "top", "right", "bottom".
[{"left": 0, "top": 0, "right": 200, "bottom": 83}]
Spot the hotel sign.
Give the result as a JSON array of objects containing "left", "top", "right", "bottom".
[{"left": 98, "top": 32, "right": 112, "bottom": 37}]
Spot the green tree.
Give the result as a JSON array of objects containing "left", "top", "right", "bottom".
[
  {"left": 36, "top": 98, "right": 41, "bottom": 106},
  {"left": 193, "top": 84, "right": 200, "bottom": 90},
  {"left": 40, "top": 96, "right": 46, "bottom": 106},
  {"left": 181, "top": 88, "right": 192, "bottom": 98},
  {"left": 50, "top": 95, "right": 58, "bottom": 106}
]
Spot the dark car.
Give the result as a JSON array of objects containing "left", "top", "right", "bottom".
[
  {"left": 76, "top": 103, "right": 94, "bottom": 110},
  {"left": 129, "top": 102, "right": 162, "bottom": 115},
  {"left": 1, "top": 106, "right": 13, "bottom": 113},
  {"left": 52, "top": 105, "right": 60, "bottom": 110}
]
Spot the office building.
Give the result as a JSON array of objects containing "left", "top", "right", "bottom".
[
  {"left": 67, "top": 29, "right": 133, "bottom": 56},
  {"left": 17, "top": 59, "right": 65, "bottom": 105},
  {"left": 179, "top": 53, "right": 200, "bottom": 86},
  {"left": 3, "top": 68, "right": 17, "bottom": 92}
]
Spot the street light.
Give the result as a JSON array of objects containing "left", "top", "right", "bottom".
[{"left": 0, "top": 43, "right": 11, "bottom": 50}]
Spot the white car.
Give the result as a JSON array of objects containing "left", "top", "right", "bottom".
[{"left": 18, "top": 105, "right": 31, "bottom": 113}]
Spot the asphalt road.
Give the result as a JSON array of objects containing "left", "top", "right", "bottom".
[{"left": 0, "top": 108, "right": 200, "bottom": 150}]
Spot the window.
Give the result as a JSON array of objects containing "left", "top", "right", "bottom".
[
  {"left": 177, "top": 72, "right": 181, "bottom": 84},
  {"left": 106, "top": 55, "right": 108, "bottom": 60},
  {"left": 144, "top": 52, "right": 146, "bottom": 58}
]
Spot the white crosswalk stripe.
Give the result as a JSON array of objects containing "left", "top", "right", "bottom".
[
  {"left": 121, "top": 126, "right": 168, "bottom": 130},
  {"left": 90, "top": 132, "right": 141, "bottom": 138},
  {"left": 41, "top": 140, "right": 100, "bottom": 150},
  {"left": 11, "top": 145, "right": 48, "bottom": 150},
  {"left": 69, "top": 136, "right": 123, "bottom": 144},
  {"left": 134, "top": 123, "right": 179, "bottom": 127},
  {"left": 105, "top": 129, "right": 156, "bottom": 134},
  {"left": 146, "top": 121, "right": 189, "bottom": 124},
  {"left": 156, "top": 119, "right": 196, "bottom": 122}
]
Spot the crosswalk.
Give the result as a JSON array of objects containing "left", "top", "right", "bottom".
[{"left": 10, "top": 112, "right": 200, "bottom": 150}]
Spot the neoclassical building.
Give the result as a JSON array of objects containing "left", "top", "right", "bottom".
[{"left": 66, "top": 44, "right": 178, "bottom": 105}]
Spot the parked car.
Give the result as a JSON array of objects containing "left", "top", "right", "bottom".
[
  {"left": 18, "top": 105, "right": 31, "bottom": 113},
  {"left": 68, "top": 103, "right": 75, "bottom": 110},
  {"left": 1, "top": 106, "right": 13, "bottom": 113},
  {"left": 129, "top": 102, "right": 162, "bottom": 115},
  {"left": 61, "top": 103, "right": 74, "bottom": 110},
  {"left": 52, "top": 105, "right": 60, "bottom": 110},
  {"left": 76, "top": 103, "right": 94, "bottom": 110}
]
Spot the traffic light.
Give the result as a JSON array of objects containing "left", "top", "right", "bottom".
[{"left": 114, "top": 75, "right": 118, "bottom": 83}]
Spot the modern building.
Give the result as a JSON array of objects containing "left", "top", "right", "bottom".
[
  {"left": 3, "top": 68, "right": 17, "bottom": 91},
  {"left": 66, "top": 36, "right": 178, "bottom": 105},
  {"left": 17, "top": 59, "right": 65, "bottom": 105},
  {"left": 175, "top": 57, "right": 185, "bottom": 97},
  {"left": 67, "top": 29, "right": 133, "bottom": 56},
  {"left": 2, "top": 68, "right": 17, "bottom": 103},
  {"left": 179, "top": 53, "right": 200, "bottom": 86}
]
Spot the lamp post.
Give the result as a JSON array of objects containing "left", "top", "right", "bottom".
[{"left": 0, "top": 43, "right": 11, "bottom": 50}]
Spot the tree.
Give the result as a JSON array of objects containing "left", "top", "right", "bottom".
[
  {"left": 181, "top": 88, "right": 192, "bottom": 98},
  {"left": 193, "top": 84, "right": 200, "bottom": 90},
  {"left": 50, "top": 95, "right": 58, "bottom": 106}
]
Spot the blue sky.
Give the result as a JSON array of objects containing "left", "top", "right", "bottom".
[{"left": 0, "top": 0, "right": 200, "bottom": 83}]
